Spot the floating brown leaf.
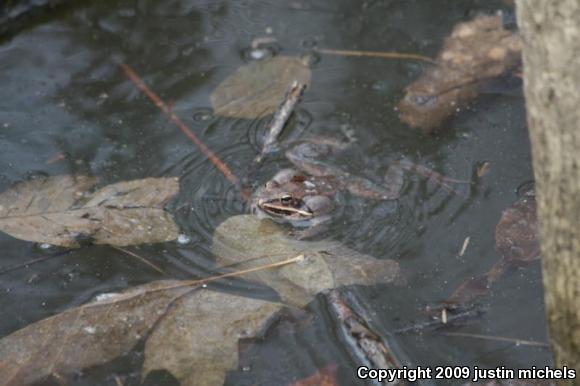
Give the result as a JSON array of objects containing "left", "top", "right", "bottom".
[
  {"left": 397, "top": 15, "right": 522, "bottom": 132},
  {"left": 211, "top": 56, "right": 311, "bottom": 119},
  {"left": 446, "top": 190, "right": 539, "bottom": 306},
  {"left": 0, "top": 175, "right": 179, "bottom": 247},
  {"left": 212, "top": 215, "right": 401, "bottom": 307},
  {"left": 143, "top": 290, "right": 283, "bottom": 386},
  {"left": 0, "top": 280, "right": 192, "bottom": 386}
]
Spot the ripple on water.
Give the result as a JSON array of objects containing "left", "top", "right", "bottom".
[
  {"left": 191, "top": 107, "right": 215, "bottom": 124},
  {"left": 175, "top": 141, "right": 251, "bottom": 244},
  {"left": 245, "top": 35, "right": 280, "bottom": 58}
]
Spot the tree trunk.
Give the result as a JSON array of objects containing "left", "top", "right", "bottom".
[{"left": 516, "top": 0, "right": 580, "bottom": 379}]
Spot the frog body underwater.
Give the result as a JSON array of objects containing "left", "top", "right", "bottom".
[{"left": 251, "top": 136, "right": 404, "bottom": 238}]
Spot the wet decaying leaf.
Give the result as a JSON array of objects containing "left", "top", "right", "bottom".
[
  {"left": 0, "top": 281, "right": 192, "bottom": 386},
  {"left": 0, "top": 280, "right": 285, "bottom": 386},
  {"left": 0, "top": 214, "right": 396, "bottom": 386},
  {"left": 143, "top": 290, "right": 283, "bottom": 386},
  {"left": 326, "top": 290, "right": 402, "bottom": 385},
  {"left": 212, "top": 215, "right": 401, "bottom": 308},
  {"left": 211, "top": 56, "right": 311, "bottom": 119},
  {"left": 397, "top": 15, "right": 522, "bottom": 132},
  {"left": 289, "top": 364, "right": 339, "bottom": 386},
  {"left": 494, "top": 190, "right": 540, "bottom": 265},
  {"left": 0, "top": 175, "right": 179, "bottom": 247},
  {"left": 446, "top": 190, "right": 539, "bottom": 306}
]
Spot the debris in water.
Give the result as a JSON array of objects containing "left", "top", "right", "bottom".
[
  {"left": 445, "top": 188, "right": 539, "bottom": 306},
  {"left": 476, "top": 161, "right": 491, "bottom": 177},
  {"left": 211, "top": 56, "right": 311, "bottom": 119},
  {"left": 254, "top": 81, "right": 307, "bottom": 164},
  {"left": 458, "top": 237, "right": 470, "bottom": 257},
  {"left": 397, "top": 14, "right": 522, "bottom": 132},
  {"left": 326, "top": 289, "right": 403, "bottom": 382}
]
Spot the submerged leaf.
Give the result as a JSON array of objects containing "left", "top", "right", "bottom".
[
  {"left": 495, "top": 190, "right": 539, "bottom": 264},
  {"left": 0, "top": 218, "right": 396, "bottom": 386},
  {"left": 0, "top": 175, "right": 179, "bottom": 247},
  {"left": 212, "top": 215, "right": 401, "bottom": 307},
  {"left": 0, "top": 281, "right": 192, "bottom": 386},
  {"left": 445, "top": 189, "right": 539, "bottom": 306},
  {"left": 143, "top": 290, "right": 283, "bottom": 386},
  {"left": 211, "top": 56, "right": 311, "bottom": 119}
]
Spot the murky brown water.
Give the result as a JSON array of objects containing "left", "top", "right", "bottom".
[{"left": 0, "top": 1, "right": 550, "bottom": 385}]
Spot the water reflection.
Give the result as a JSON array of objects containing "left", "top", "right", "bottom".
[{"left": 0, "top": 0, "right": 547, "bottom": 384}]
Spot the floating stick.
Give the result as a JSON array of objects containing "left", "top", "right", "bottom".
[
  {"left": 254, "top": 81, "right": 307, "bottom": 164},
  {"left": 119, "top": 63, "right": 240, "bottom": 187}
]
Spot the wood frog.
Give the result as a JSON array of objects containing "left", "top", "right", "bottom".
[{"left": 251, "top": 135, "right": 404, "bottom": 238}]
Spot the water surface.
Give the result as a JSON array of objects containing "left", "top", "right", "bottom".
[{"left": 0, "top": 1, "right": 549, "bottom": 385}]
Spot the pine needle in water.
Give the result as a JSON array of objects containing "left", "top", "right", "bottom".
[
  {"left": 443, "top": 332, "right": 549, "bottom": 347},
  {"left": 112, "top": 246, "right": 167, "bottom": 275},
  {"left": 317, "top": 48, "right": 437, "bottom": 64},
  {"left": 102, "top": 254, "right": 306, "bottom": 299}
]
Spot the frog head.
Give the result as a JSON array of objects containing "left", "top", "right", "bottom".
[{"left": 251, "top": 169, "right": 334, "bottom": 225}]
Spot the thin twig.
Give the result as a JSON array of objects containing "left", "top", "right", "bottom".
[
  {"left": 0, "top": 251, "right": 73, "bottom": 275},
  {"left": 114, "top": 375, "right": 125, "bottom": 386},
  {"left": 46, "top": 152, "right": 67, "bottom": 164},
  {"left": 458, "top": 236, "right": 470, "bottom": 257},
  {"left": 254, "top": 81, "right": 307, "bottom": 164},
  {"left": 317, "top": 48, "right": 437, "bottom": 64},
  {"left": 119, "top": 63, "right": 240, "bottom": 187},
  {"left": 217, "top": 251, "right": 297, "bottom": 270},
  {"left": 112, "top": 246, "right": 167, "bottom": 275},
  {"left": 395, "top": 306, "right": 486, "bottom": 334},
  {"left": 442, "top": 332, "right": 549, "bottom": 347}
]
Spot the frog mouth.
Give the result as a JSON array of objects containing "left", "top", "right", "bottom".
[{"left": 259, "top": 202, "right": 313, "bottom": 218}]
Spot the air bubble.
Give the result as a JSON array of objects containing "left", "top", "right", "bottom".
[
  {"left": 177, "top": 234, "right": 192, "bottom": 244},
  {"left": 192, "top": 108, "right": 214, "bottom": 123},
  {"left": 250, "top": 48, "right": 269, "bottom": 60},
  {"left": 300, "top": 52, "right": 320, "bottom": 66},
  {"left": 243, "top": 46, "right": 275, "bottom": 62}
]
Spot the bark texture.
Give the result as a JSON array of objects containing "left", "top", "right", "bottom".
[{"left": 516, "top": 0, "right": 580, "bottom": 377}]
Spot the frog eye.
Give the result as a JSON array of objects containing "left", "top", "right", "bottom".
[{"left": 280, "top": 194, "right": 292, "bottom": 204}]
